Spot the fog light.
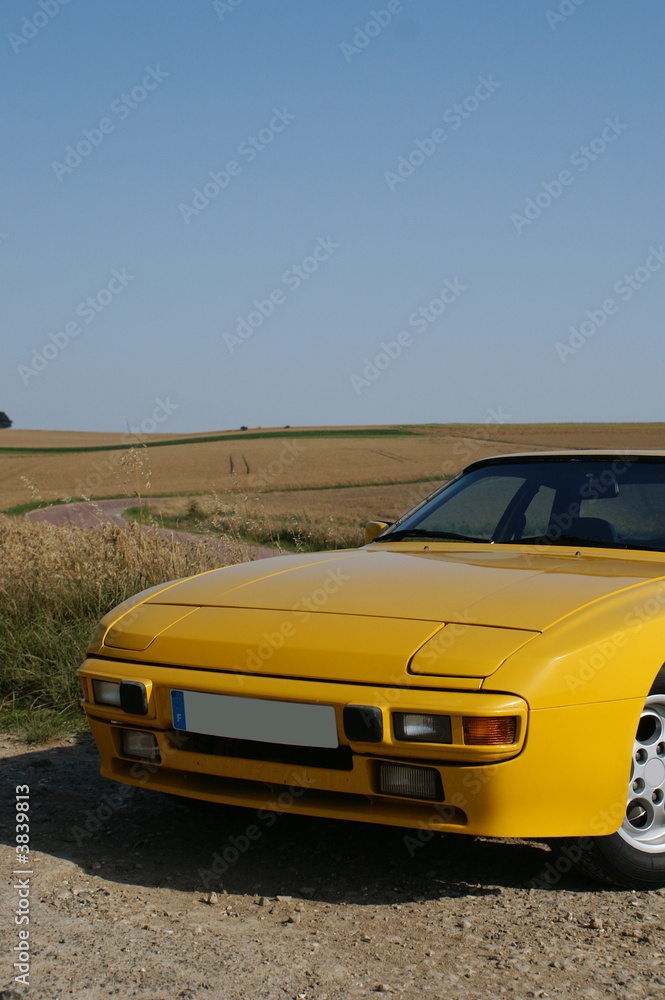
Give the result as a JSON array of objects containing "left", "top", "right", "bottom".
[
  {"left": 394, "top": 712, "right": 452, "bottom": 743},
  {"left": 92, "top": 679, "right": 121, "bottom": 707},
  {"left": 120, "top": 681, "right": 148, "bottom": 715},
  {"left": 463, "top": 716, "right": 517, "bottom": 745},
  {"left": 343, "top": 705, "right": 383, "bottom": 742},
  {"left": 121, "top": 730, "right": 161, "bottom": 763},
  {"left": 379, "top": 763, "right": 443, "bottom": 801}
]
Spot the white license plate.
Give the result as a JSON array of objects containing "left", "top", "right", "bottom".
[{"left": 170, "top": 689, "right": 338, "bottom": 749}]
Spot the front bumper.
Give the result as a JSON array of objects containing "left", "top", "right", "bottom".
[{"left": 80, "top": 656, "right": 640, "bottom": 838}]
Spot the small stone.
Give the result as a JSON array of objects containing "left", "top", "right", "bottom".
[
  {"left": 590, "top": 917, "right": 604, "bottom": 930},
  {"left": 276, "top": 895, "right": 293, "bottom": 903},
  {"left": 206, "top": 891, "right": 219, "bottom": 905},
  {"left": 258, "top": 896, "right": 270, "bottom": 907},
  {"left": 359, "top": 933, "right": 371, "bottom": 942},
  {"left": 376, "top": 986, "right": 393, "bottom": 994}
]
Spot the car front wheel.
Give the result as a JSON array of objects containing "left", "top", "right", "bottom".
[{"left": 556, "top": 668, "right": 665, "bottom": 889}]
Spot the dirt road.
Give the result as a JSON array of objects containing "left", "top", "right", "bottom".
[
  {"left": 26, "top": 499, "right": 277, "bottom": 561},
  {"left": 1, "top": 735, "right": 664, "bottom": 1000}
]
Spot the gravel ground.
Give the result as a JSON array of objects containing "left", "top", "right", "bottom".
[{"left": 1, "top": 735, "right": 664, "bottom": 1000}]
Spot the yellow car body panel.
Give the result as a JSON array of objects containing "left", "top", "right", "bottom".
[{"left": 78, "top": 537, "right": 665, "bottom": 839}]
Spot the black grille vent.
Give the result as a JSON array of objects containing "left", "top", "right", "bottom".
[{"left": 172, "top": 731, "right": 353, "bottom": 771}]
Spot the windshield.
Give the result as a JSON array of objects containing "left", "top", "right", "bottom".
[{"left": 377, "top": 458, "right": 665, "bottom": 552}]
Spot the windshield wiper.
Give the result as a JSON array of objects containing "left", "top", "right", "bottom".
[{"left": 375, "top": 528, "right": 489, "bottom": 543}]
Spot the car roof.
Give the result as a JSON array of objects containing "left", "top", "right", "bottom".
[{"left": 464, "top": 451, "right": 665, "bottom": 471}]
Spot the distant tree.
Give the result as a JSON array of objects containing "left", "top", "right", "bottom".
[{"left": 0, "top": 412, "right": 12, "bottom": 429}]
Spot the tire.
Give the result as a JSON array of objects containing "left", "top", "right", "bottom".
[{"left": 552, "top": 666, "right": 665, "bottom": 888}]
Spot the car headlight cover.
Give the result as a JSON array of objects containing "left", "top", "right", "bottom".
[
  {"left": 92, "top": 679, "right": 121, "bottom": 707},
  {"left": 120, "top": 730, "right": 161, "bottom": 763},
  {"left": 393, "top": 712, "right": 452, "bottom": 743},
  {"left": 379, "top": 763, "right": 443, "bottom": 801}
]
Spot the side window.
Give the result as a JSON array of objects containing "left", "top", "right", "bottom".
[{"left": 523, "top": 485, "right": 556, "bottom": 538}]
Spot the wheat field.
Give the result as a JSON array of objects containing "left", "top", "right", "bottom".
[{"left": 3, "top": 423, "right": 665, "bottom": 512}]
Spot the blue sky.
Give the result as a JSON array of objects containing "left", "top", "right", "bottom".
[{"left": 2, "top": 0, "right": 664, "bottom": 433}]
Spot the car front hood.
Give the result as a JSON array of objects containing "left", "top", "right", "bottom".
[{"left": 145, "top": 544, "right": 665, "bottom": 632}]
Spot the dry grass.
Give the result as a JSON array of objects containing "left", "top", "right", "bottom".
[
  {"left": 0, "top": 514, "right": 234, "bottom": 741},
  {"left": 132, "top": 481, "right": 443, "bottom": 551}
]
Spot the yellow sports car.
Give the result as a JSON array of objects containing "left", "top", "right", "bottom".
[{"left": 79, "top": 452, "right": 665, "bottom": 888}]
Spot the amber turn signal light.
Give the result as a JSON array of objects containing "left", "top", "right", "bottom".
[{"left": 462, "top": 716, "right": 517, "bottom": 745}]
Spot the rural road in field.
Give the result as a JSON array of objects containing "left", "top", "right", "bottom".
[{"left": 26, "top": 498, "right": 279, "bottom": 561}]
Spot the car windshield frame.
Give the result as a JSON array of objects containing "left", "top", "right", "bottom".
[{"left": 374, "top": 455, "right": 665, "bottom": 553}]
